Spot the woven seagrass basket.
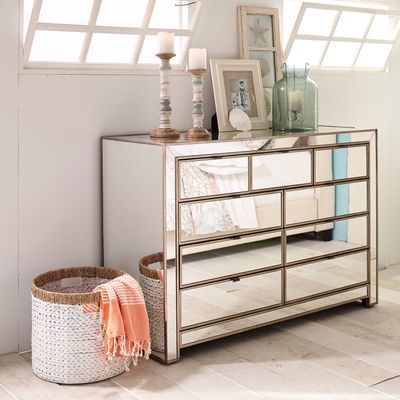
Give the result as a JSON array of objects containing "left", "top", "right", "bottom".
[
  {"left": 139, "top": 253, "right": 165, "bottom": 353},
  {"left": 31, "top": 266, "right": 129, "bottom": 384}
]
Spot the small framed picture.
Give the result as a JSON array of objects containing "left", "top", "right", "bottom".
[
  {"left": 238, "top": 6, "right": 283, "bottom": 89},
  {"left": 210, "top": 59, "right": 268, "bottom": 132},
  {"left": 246, "top": 14, "right": 274, "bottom": 48},
  {"left": 249, "top": 50, "right": 276, "bottom": 87}
]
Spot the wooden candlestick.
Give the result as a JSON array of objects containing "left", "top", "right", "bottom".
[
  {"left": 185, "top": 69, "right": 211, "bottom": 140},
  {"left": 151, "top": 53, "right": 179, "bottom": 139}
]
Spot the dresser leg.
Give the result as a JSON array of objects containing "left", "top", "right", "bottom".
[{"left": 362, "top": 298, "right": 373, "bottom": 308}]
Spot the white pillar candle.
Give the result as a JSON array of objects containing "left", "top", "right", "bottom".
[
  {"left": 188, "top": 48, "right": 207, "bottom": 70},
  {"left": 288, "top": 90, "right": 304, "bottom": 112},
  {"left": 157, "top": 32, "right": 175, "bottom": 54}
]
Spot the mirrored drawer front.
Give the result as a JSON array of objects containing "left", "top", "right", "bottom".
[
  {"left": 179, "top": 192, "right": 282, "bottom": 243},
  {"left": 181, "top": 269, "right": 283, "bottom": 328},
  {"left": 285, "top": 181, "right": 368, "bottom": 225},
  {"left": 179, "top": 157, "right": 249, "bottom": 200},
  {"left": 286, "top": 251, "right": 368, "bottom": 302},
  {"left": 315, "top": 145, "right": 368, "bottom": 184},
  {"left": 180, "top": 232, "right": 282, "bottom": 287},
  {"left": 286, "top": 215, "right": 368, "bottom": 264},
  {"left": 252, "top": 151, "right": 312, "bottom": 190},
  {"left": 181, "top": 286, "right": 368, "bottom": 347}
]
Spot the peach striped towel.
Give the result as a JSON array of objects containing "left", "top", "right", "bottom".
[{"left": 82, "top": 274, "right": 151, "bottom": 367}]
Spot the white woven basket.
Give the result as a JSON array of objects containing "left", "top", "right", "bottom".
[
  {"left": 31, "top": 266, "right": 129, "bottom": 384},
  {"left": 139, "top": 253, "right": 165, "bottom": 353}
]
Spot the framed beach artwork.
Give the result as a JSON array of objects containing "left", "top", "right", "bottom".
[
  {"left": 238, "top": 7, "right": 283, "bottom": 125},
  {"left": 210, "top": 59, "right": 268, "bottom": 132}
]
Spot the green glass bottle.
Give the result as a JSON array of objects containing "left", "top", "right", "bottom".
[{"left": 272, "top": 63, "right": 318, "bottom": 132}]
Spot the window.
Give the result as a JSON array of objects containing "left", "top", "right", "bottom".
[
  {"left": 284, "top": 2, "right": 400, "bottom": 71},
  {"left": 22, "top": 0, "right": 202, "bottom": 71}
]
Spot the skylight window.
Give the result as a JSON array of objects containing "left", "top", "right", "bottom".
[
  {"left": 38, "top": 0, "right": 93, "bottom": 25},
  {"left": 22, "top": 0, "right": 202, "bottom": 71},
  {"left": 285, "top": 2, "right": 400, "bottom": 71},
  {"left": 95, "top": 0, "right": 148, "bottom": 28}
]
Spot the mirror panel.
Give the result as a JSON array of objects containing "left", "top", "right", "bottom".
[
  {"left": 286, "top": 251, "right": 368, "bottom": 302},
  {"left": 286, "top": 215, "right": 368, "bottom": 264},
  {"left": 252, "top": 151, "right": 312, "bottom": 190},
  {"left": 181, "top": 286, "right": 368, "bottom": 346},
  {"left": 162, "top": 129, "right": 377, "bottom": 359},
  {"left": 179, "top": 156, "right": 249, "bottom": 200},
  {"left": 165, "top": 150, "right": 178, "bottom": 362},
  {"left": 285, "top": 180, "right": 368, "bottom": 225},
  {"left": 267, "top": 131, "right": 375, "bottom": 149},
  {"left": 181, "top": 232, "right": 282, "bottom": 287},
  {"left": 165, "top": 258, "right": 178, "bottom": 362},
  {"left": 315, "top": 145, "right": 367, "bottom": 183},
  {"left": 368, "top": 134, "right": 377, "bottom": 305},
  {"left": 181, "top": 270, "right": 283, "bottom": 328},
  {"left": 179, "top": 193, "right": 282, "bottom": 243}
]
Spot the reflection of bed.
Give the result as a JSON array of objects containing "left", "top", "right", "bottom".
[{"left": 166, "top": 137, "right": 335, "bottom": 258}]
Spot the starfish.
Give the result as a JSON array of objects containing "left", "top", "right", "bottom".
[{"left": 249, "top": 18, "right": 269, "bottom": 46}]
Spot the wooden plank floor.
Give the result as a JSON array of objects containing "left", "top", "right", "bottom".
[{"left": 1, "top": 266, "right": 399, "bottom": 400}]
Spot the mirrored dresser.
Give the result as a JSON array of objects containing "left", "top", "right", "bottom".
[{"left": 102, "top": 127, "right": 378, "bottom": 364}]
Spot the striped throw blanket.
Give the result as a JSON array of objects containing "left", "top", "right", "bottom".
[{"left": 83, "top": 274, "right": 151, "bottom": 366}]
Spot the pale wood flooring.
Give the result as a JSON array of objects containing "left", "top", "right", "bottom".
[{"left": 1, "top": 266, "right": 399, "bottom": 400}]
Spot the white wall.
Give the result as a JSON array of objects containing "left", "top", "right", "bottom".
[
  {"left": 0, "top": 0, "right": 19, "bottom": 354},
  {"left": 0, "top": 0, "right": 399, "bottom": 354},
  {"left": 386, "top": 38, "right": 400, "bottom": 265}
]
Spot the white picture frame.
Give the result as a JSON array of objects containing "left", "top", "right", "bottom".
[
  {"left": 210, "top": 59, "right": 268, "bottom": 132},
  {"left": 238, "top": 6, "right": 283, "bottom": 89}
]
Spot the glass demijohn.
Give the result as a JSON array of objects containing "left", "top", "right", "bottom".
[{"left": 272, "top": 63, "right": 318, "bottom": 132}]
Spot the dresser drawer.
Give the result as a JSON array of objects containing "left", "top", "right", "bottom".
[
  {"left": 286, "top": 251, "right": 368, "bottom": 302},
  {"left": 285, "top": 180, "right": 368, "bottom": 226},
  {"left": 180, "top": 231, "right": 282, "bottom": 287},
  {"left": 180, "top": 269, "right": 283, "bottom": 328},
  {"left": 286, "top": 215, "right": 368, "bottom": 264},
  {"left": 179, "top": 156, "right": 249, "bottom": 200},
  {"left": 180, "top": 286, "right": 368, "bottom": 347},
  {"left": 315, "top": 145, "right": 368, "bottom": 184},
  {"left": 179, "top": 192, "right": 282, "bottom": 243},
  {"left": 252, "top": 150, "right": 312, "bottom": 190}
]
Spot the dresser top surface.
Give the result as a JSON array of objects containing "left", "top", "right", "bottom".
[{"left": 102, "top": 126, "right": 376, "bottom": 146}]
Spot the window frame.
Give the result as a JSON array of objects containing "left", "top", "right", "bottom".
[
  {"left": 20, "top": 0, "right": 203, "bottom": 75},
  {"left": 284, "top": 2, "right": 400, "bottom": 72}
]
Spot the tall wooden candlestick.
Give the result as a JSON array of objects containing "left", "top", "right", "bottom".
[
  {"left": 185, "top": 69, "right": 211, "bottom": 140},
  {"left": 151, "top": 53, "right": 179, "bottom": 139}
]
